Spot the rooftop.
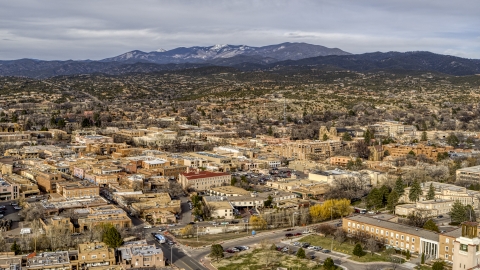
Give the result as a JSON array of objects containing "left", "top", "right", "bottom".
[{"left": 181, "top": 170, "right": 229, "bottom": 180}]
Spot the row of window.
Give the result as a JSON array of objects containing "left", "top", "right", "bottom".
[{"left": 347, "top": 221, "right": 416, "bottom": 243}]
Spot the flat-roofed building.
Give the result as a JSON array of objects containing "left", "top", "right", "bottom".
[
  {"left": 118, "top": 240, "right": 165, "bottom": 268},
  {"left": 202, "top": 196, "right": 235, "bottom": 220},
  {"left": 343, "top": 215, "right": 439, "bottom": 258},
  {"left": 0, "top": 252, "right": 22, "bottom": 270},
  {"left": 456, "top": 165, "right": 480, "bottom": 183},
  {"left": 36, "top": 170, "right": 63, "bottom": 193},
  {"left": 56, "top": 181, "right": 99, "bottom": 199},
  {"left": 0, "top": 178, "right": 18, "bottom": 200},
  {"left": 76, "top": 242, "right": 115, "bottom": 270},
  {"left": 439, "top": 228, "right": 461, "bottom": 263},
  {"left": 400, "top": 181, "right": 480, "bottom": 209},
  {"left": 178, "top": 170, "right": 230, "bottom": 191},
  {"left": 76, "top": 205, "right": 132, "bottom": 232},
  {"left": 25, "top": 251, "right": 71, "bottom": 270},
  {"left": 208, "top": 186, "right": 251, "bottom": 197},
  {"left": 395, "top": 199, "right": 453, "bottom": 217}
]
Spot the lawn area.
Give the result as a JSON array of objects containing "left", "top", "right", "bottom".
[
  {"left": 176, "top": 231, "right": 252, "bottom": 247},
  {"left": 299, "top": 235, "right": 403, "bottom": 263},
  {"left": 212, "top": 248, "right": 325, "bottom": 270},
  {"left": 414, "top": 266, "right": 432, "bottom": 270}
]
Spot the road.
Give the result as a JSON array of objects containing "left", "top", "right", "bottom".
[{"left": 145, "top": 230, "right": 207, "bottom": 270}]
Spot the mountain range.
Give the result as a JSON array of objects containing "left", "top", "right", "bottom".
[{"left": 0, "top": 42, "right": 479, "bottom": 78}]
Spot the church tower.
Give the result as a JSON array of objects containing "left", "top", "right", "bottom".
[{"left": 453, "top": 222, "right": 480, "bottom": 270}]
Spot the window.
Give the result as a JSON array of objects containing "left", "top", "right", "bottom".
[
  {"left": 412, "top": 238, "right": 415, "bottom": 243},
  {"left": 406, "top": 244, "right": 409, "bottom": 249},
  {"left": 386, "top": 231, "right": 389, "bottom": 236},
  {"left": 396, "top": 241, "right": 398, "bottom": 246},
  {"left": 348, "top": 229, "right": 351, "bottom": 233},
  {"left": 460, "top": 244, "right": 468, "bottom": 252},
  {"left": 396, "top": 234, "right": 399, "bottom": 239},
  {"left": 445, "top": 246, "right": 449, "bottom": 251},
  {"left": 390, "top": 240, "right": 393, "bottom": 244},
  {"left": 445, "top": 254, "right": 448, "bottom": 259},
  {"left": 366, "top": 226, "right": 369, "bottom": 231},
  {"left": 406, "top": 236, "right": 410, "bottom": 241},
  {"left": 82, "top": 256, "right": 85, "bottom": 260},
  {"left": 357, "top": 224, "right": 360, "bottom": 229},
  {"left": 371, "top": 228, "right": 374, "bottom": 232},
  {"left": 446, "top": 238, "right": 449, "bottom": 243},
  {"left": 376, "top": 229, "right": 379, "bottom": 233},
  {"left": 381, "top": 230, "right": 384, "bottom": 235},
  {"left": 401, "top": 235, "right": 404, "bottom": 240},
  {"left": 362, "top": 225, "right": 364, "bottom": 230},
  {"left": 401, "top": 242, "right": 404, "bottom": 247},
  {"left": 91, "top": 255, "right": 97, "bottom": 259}
]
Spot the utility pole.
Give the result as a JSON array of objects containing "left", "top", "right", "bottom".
[{"left": 196, "top": 225, "right": 199, "bottom": 242}]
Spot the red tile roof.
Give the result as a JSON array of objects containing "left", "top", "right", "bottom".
[{"left": 181, "top": 171, "right": 230, "bottom": 180}]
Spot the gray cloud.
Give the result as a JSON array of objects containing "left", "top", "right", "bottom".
[{"left": 0, "top": 0, "right": 479, "bottom": 60}]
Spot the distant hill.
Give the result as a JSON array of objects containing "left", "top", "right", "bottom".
[{"left": 1, "top": 44, "right": 480, "bottom": 78}]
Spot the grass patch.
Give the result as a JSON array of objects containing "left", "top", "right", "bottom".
[
  {"left": 414, "top": 266, "right": 432, "bottom": 270},
  {"left": 299, "top": 235, "right": 404, "bottom": 263},
  {"left": 212, "top": 248, "right": 324, "bottom": 270}
]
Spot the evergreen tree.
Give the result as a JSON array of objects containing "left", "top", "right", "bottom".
[
  {"left": 408, "top": 180, "right": 422, "bottom": 202},
  {"left": 102, "top": 224, "right": 123, "bottom": 248},
  {"left": 230, "top": 177, "right": 237, "bottom": 186},
  {"left": 421, "top": 253, "right": 425, "bottom": 264},
  {"left": 421, "top": 131, "right": 428, "bottom": 141},
  {"left": 387, "top": 190, "right": 400, "bottom": 211},
  {"left": 363, "top": 129, "right": 374, "bottom": 145},
  {"left": 432, "top": 261, "right": 445, "bottom": 270},
  {"left": 450, "top": 200, "right": 467, "bottom": 224},
  {"left": 323, "top": 257, "right": 336, "bottom": 270},
  {"left": 394, "top": 177, "right": 405, "bottom": 197},
  {"left": 366, "top": 188, "right": 383, "bottom": 210},
  {"left": 342, "top": 132, "right": 352, "bottom": 141},
  {"left": 353, "top": 243, "right": 364, "bottom": 257},
  {"left": 379, "top": 185, "right": 391, "bottom": 207},
  {"left": 296, "top": 247, "right": 306, "bottom": 259},
  {"left": 426, "top": 183, "right": 436, "bottom": 200},
  {"left": 322, "top": 134, "right": 329, "bottom": 141},
  {"left": 465, "top": 205, "right": 477, "bottom": 222},
  {"left": 423, "top": 219, "right": 440, "bottom": 232},
  {"left": 210, "top": 244, "right": 224, "bottom": 261},
  {"left": 406, "top": 249, "right": 411, "bottom": 260},
  {"left": 11, "top": 241, "right": 20, "bottom": 255},
  {"left": 446, "top": 133, "right": 459, "bottom": 146}
]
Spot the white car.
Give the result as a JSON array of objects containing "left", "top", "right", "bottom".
[
  {"left": 143, "top": 225, "right": 152, "bottom": 229},
  {"left": 13, "top": 206, "right": 22, "bottom": 210}
]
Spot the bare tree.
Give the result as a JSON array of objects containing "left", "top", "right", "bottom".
[
  {"left": 366, "top": 238, "right": 379, "bottom": 255},
  {"left": 334, "top": 228, "right": 346, "bottom": 244}
]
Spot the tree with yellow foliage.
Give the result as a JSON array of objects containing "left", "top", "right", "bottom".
[
  {"left": 180, "top": 224, "right": 194, "bottom": 236},
  {"left": 309, "top": 199, "right": 353, "bottom": 222},
  {"left": 249, "top": 216, "right": 267, "bottom": 229}
]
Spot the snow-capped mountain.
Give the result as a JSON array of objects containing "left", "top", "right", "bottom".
[{"left": 102, "top": 42, "right": 351, "bottom": 64}]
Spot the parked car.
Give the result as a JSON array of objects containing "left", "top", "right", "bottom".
[
  {"left": 167, "top": 241, "right": 174, "bottom": 245},
  {"left": 167, "top": 224, "right": 176, "bottom": 227},
  {"left": 281, "top": 247, "right": 289, "bottom": 252},
  {"left": 314, "top": 246, "right": 323, "bottom": 251},
  {"left": 322, "top": 249, "right": 331, "bottom": 253},
  {"left": 301, "top": 243, "right": 310, "bottom": 248},
  {"left": 225, "top": 249, "right": 235, "bottom": 253},
  {"left": 307, "top": 246, "right": 316, "bottom": 250},
  {"left": 144, "top": 225, "right": 152, "bottom": 229},
  {"left": 293, "top": 242, "right": 300, "bottom": 246},
  {"left": 310, "top": 255, "right": 316, "bottom": 260},
  {"left": 285, "top": 228, "right": 294, "bottom": 231},
  {"left": 285, "top": 233, "right": 293, "bottom": 237},
  {"left": 188, "top": 222, "right": 195, "bottom": 225},
  {"left": 13, "top": 206, "right": 22, "bottom": 210},
  {"left": 437, "top": 215, "right": 444, "bottom": 218},
  {"left": 294, "top": 233, "right": 302, "bottom": 236}
]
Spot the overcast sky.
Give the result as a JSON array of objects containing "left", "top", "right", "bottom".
[{"left": 1, "top": 0, "right": 479, "bottom": 60}]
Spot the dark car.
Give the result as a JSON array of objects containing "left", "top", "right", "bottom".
[
  {"left": 310, "top": 255, "right": 316, "bottom": 260},
  {"left": 285, "top": 228, "right": 294, "bottom": 231},
  {"left": 285, "top": 233, "right": 293, "bottom": 237},
  {"left": 294, "top": 233, "right": 302, "bottom": 236},
  {"left": 301, "top": 243, "right": 310, "bottom": 248},
  {"left": 276, "top": 246, "right": 284, "bottom": 251},
  {"left": 189, "top": 222, "right": 195, "bottom": 225},
  {"left": 225, "top": 249, "right": 235, "bottom": 253},
  {"left": 322, "top": 249, "right": 331, "bottom": 253},
  {"left": 437, "top": 215, "right": 444, "bottom": 218}
]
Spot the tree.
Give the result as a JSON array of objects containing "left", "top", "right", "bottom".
[
  {"left": 446, "top": 133, "right": 459, "bottom": 146},
  {"left": 426, "top": 183, "right": 436, "bottom": 200},
  {"left": 423, "top": 219, "right": 440, "bottom": 232},
  {"left": 432, "top": 261, "right": 445, "bottom": 270},
  {"left": 249, "top": 216, "right": 267, "bottom": 229},
  {"left": 366, "top": 188, "right": 383, "bottom": 210},
  {"left": 421, "top": 131, "right": 428, "bottom": 141},
  {"left": 296, "top": 247, "right": 306, "bottom": 259},
  {"left": 405, "top": 249, "right": 411, "bottom": 260},
  {"left": 421, "top": 253, "right": 425, "bottom": 264},
  {"left": 387, "top": 190, "right": 399, "bottom": 212},
  {"left": 270, "top": 243, "right": 277, "bottom": 250},
  {"left": 408, "top": 180, "right": 422, "bottom": 202},
  {"left": 355, "top": 140, "right": 371, "bottom": 159},
  {"left": 366, "top": 238, "right": 378, "bottom": 255},
  {"left": 465, "top": 205, "right": 477, "bottom": 222},
  {"left": 102, "top": 224, "right": 123, "bottom": 248},
  {"left": 323, "top": 257, "right": 336, "bottom": 270},
  {"left": 450, "top": 200, "right": 467, "bottom": 224},
  {"left": 363, "top": 129, "right": 374, "bottom": 145},
  {"left": 342, "top": 132, "right": 352, "bottom": 141},
  {"left": 11, "top": 241, "right": 21, "bottom": 255},
  {"left": 334, "top": 228, "right": 346, "bottom": 244},
  {"left": 263, "top": 195, "right": 273, "bottom": 208},
  {"left": 353, "top": 243, "right": 364, "bottom": 257},
  {"left": 230, "top": 177, "right": 237, "bottom": 186},
  {"left": 394, "top": 177, "right": 405, "bottom": 197},
  {"left": 210, "top": 244, "right": 224, "bottom": 261},
  {"left": 322, "top": 133, "right": 329, "bottom": 141},
  {"left": 180, "top": 225, "right": 194, "bottom": 236}
]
